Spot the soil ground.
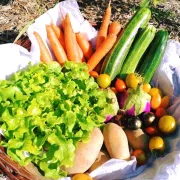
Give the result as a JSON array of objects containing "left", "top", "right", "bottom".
[{"left": 0, "top": 0, "right": 179, "bottom": 44}]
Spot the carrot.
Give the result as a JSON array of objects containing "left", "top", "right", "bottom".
[
  {"left": 89, "top": 71, "right": 99, "bottom": 78},
  {"left": 108, "top": 21, "right": 121, "bottom": 36},
  {"left": 76, "top": 32, "right": 94, "bottom": 60},
  {"left": 33, "top": 31, "right": 53, "bottom": 63},
  {"left": 87, "top": 33, "right": 117, "bottom": 72},
  {"left": 46, "top": 25, "right": 67, "bottom": 65},
  {"left": 50, "top": 23, "right": 66, "bottom": 51},
  {"left": 96, "top": 0, "right": 111, "bottom": 49},
  {"left": 63, "top": 13, "right": 81, "bottom": 63},
  {"left": 78, "top": 44, "right": 86, "bottom": 62}
]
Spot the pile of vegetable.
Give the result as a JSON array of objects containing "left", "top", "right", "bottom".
[
  {"left": 0, "top": 61, "right": 118, "bottom": 179},
  {"left": 0, "top": 0, "right": 177, "bottom": 180}
]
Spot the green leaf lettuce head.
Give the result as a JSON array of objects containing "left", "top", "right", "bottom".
[{"left": 0, "top": 61, "right": 117, "bottom": 179}]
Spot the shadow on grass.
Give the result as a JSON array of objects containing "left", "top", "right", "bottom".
[{"left": 0, "top": 30, "right": 19, "bottom": 44}]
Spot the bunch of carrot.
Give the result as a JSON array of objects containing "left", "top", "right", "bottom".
[{"left": 33, "top": 0, "right": 121, "bottom": 75}]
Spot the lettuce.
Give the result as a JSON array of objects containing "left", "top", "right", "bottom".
[{"left": 0, "top": 61, "right": 116, "bottom": 179}]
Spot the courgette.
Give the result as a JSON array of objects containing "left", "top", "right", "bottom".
[
  {"left": 137, "top": 30, "right": 169, "bottom": 83},
  {"left": 119, "top": 25, "right": 156, "bottom": 79},
  {"left": 100, "top": 8, "right": 151, "bottom": 80}
]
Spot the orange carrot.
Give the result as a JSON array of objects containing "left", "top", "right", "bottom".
[
  {"left": 51, "top": 23, "right": 66, "bottom": 51},
  {"left": 63, "top": 13, "right": 81, "bottom": 63},
  {"left": 89, "top": 71, "right": 99, "bottom": 78},
  {"left": 87, "top": 33, "right": 117, "bottom": 72},
  {"left": 46, "top": 25, "right": 67, "bottom": 65},
  {"left": 96, "top": 0, "right": 111, "bottom": 49},
  {"left": 78, "top": 44, "right": 86, "bottom": 62},
  {"left": 33, "top": 31, "right": 53, "bottom": 63},
  {"left": 76, "top": 32, "right": 94, "bottom": 60},
  {"left": 108, "top": 21, "right": 121, "bottom": 36}
]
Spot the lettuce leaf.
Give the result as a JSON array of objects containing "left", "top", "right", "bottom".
[{"left": 0, "top": 61, "right": 117, "bottom": 179}]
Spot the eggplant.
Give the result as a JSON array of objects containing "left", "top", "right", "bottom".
[{"left": 119, "top": 84, "right": 151, "bottom": 116}]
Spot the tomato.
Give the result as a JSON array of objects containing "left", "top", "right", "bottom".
[
  {"left": 148, "top": 88, "right": 162, "bottom": 97},
  {"left": 160, "top": 95, "right": 170, "bottom": 109},
  {"left": 149, "top": 136, "right": 165, "bottom": 152},
  {"left": 115, "top": 78, "right": 126, "bottom": 92},
  {"left": 110, "top": 87, "right": 118, "bottom": 94},
  {"left": 145, "top": 126, "right": 159, "bottom": 136},
  {"left": 72, "top": 173, "right": 93, "bottom": 180},
  {"left": 96, "top": 74, "right": 111, "bottom": 88},
  {"left": 155, "top": 107, "right": 167, "bottom": 118},
  {"left": 158, "top": 115, "right": 176, "bottom": 134},
  {"left": 150, "top": 93, "right": 161, "bottom": 110},
  {"left": 125, "top": 73, "right": 142, "bottom": 89},
  {"left": 142, "top": 83, "right": 151, "bottom": 93},
  {"left": 131, "top": 149, "right": 147, "bottom": 165}
]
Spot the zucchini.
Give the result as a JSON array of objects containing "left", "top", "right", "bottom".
[
  {"left": 101, "top": 8, "right": 151, "bottom": 80},
  {"left": 119, "top": 25, "right": 156, "bottom": 79},
  {"left": 137, "top": 30, "right": 169, "bottom": 83}
]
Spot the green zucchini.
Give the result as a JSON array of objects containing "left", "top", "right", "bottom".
[
  {"left": 137, "top": 30, "right": 169, "bottom": 83},
  {"left": 100, "top": 8, "right": 151, "bottom": 80},
  {"left": 119, "top": 25, "right": 156, "bottom": 79}
]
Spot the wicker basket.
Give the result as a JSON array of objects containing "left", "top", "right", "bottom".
[{"left": 0, "top": 37, "right": 39, "bottom": 180}]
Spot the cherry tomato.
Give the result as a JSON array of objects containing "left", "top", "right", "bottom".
[
  {"left": 149, "top": 136, "right": 165, "bottom": 152},
  {"left": 110, "top": 87, "right": 118, "bottom": 94},
  {"left": 148, "top": 88, "right": 162, "bottom": 97},
  {"left": 158, "top": 115, "right": 176, "bottom": 134},
  {"left": 115, "top": 78, "right": 126, "bottom": 92},
  {"left": 125, "top": 73, "right": 142, "bottom": 89},
  {"left": 96, "top": 74, "right": 111, "bottom": 88},
  {"left": 72, "top": 173, "right": 93, "bottom": 180},
  {"left": 150, "top": 93, "right": 161, "bottom": 110},
  {"left": 155, "top": 107, "right": 167, "bottom": 118},
  {"left": 131, "top": 149, "right": 147, "bottom": 165},
  {"left": 89, "top": 71, "right": 99, "bottom": 78},
  {"left": 160, "top": 95, "right": 170, "bottom": 109},
  {"left": 142, "top": 83, "right": 151, "bottom": 93},
  {"left": 145, "top": 126, "right": 159, "bottom": 136}
]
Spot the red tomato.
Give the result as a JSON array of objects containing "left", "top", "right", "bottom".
[
  {"left": 145, "top": 126, "right": 159, "bottom": 136},
  {"left": 155, "top": 107, "right": 167, "bottom": 118},
  {"left": 131, "top": 149, "right": 147, "bottom": 165},
  {"left": 115, "top": 78, "right": 126, "bottom": 92},
  {"left": 110, "top": 87, "right": 118, "bottom": 94}
]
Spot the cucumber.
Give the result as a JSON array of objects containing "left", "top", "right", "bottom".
[
  {"left": 100, "top": 8, "right": 151, "bottom": 80},
  {"left": 137, "top": 30, "right": 169, "bottom": 83},
  {"left": 119, "top": 25, "right": 156, "bottom": 79}
]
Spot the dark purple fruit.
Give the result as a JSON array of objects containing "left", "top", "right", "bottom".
[
  {"left": 126, "top": 116, "right": 142, "bottom": 130},
  {"left": 141, "top": 112, "right": 155, "bottom": 127}
]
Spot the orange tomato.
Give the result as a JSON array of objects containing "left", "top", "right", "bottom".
[
  {"left": 160, "top": 95, "right": 170, "bottom": 109},
  {"left": 151, "top": 93, "right": 161, "bottom": 110},
  {"left": 149, "top": 88, "right": 162, "bottom": 97},
  {"left": 72, "top": 173, "right": 93, "bottom": 180},
  {"left": 142, "top": 83, "right": 151, "bottom": 93},
  {"left": 89, "top": 71, "right": 99, "bottom": 78},
  {"left": 131, "top": 149, "right": 147, "bottom": 165},
  {"left": 115, "top": 78, "right": 126, "bottom": 92},
  {"left": 155, "top": 107, "right": 167, "bottom": 118}
]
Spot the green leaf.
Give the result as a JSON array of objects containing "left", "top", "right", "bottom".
[{"left": 0, "top": 61, "right": 118, "bottom": 178}]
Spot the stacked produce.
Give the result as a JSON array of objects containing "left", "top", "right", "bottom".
[{"left": 0, "top": 1, "right": 176, "bottom": 180}]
